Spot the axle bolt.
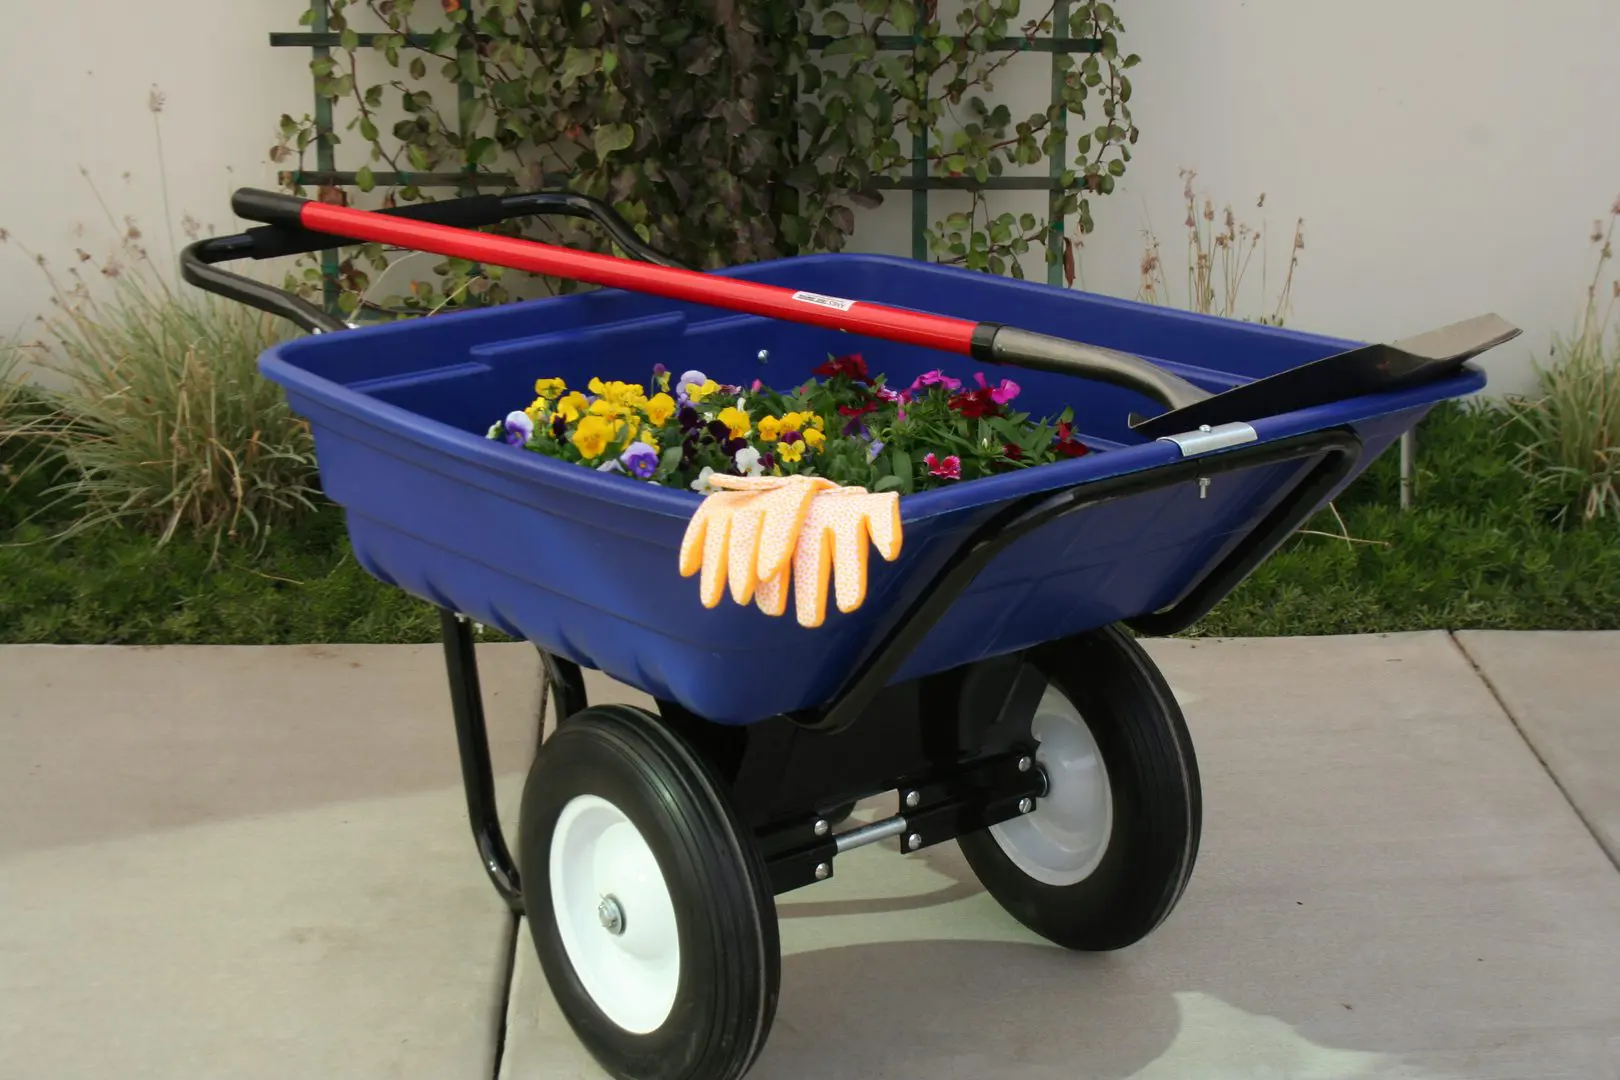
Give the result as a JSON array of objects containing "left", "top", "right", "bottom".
[
  {"left": 814, "top": 862, "right": 831, "bottom": 880},
  {"left": 1017, "top": 756, "right": 1033, "bottom": 772},
  {"left": 813, "top": 819, "right": 829, "bottom": 836},
  {"left": 906, "top": 833, "right": 922, "bottom": 851},
  {"left": 904, "top": 790, "right": 920, "bottom": 808},
  {"left": 597, "top": 895, "right": 625, "bottom": 936},
  {"left": 1018, "top": 797, "right": 1034, "bottom": 814}
]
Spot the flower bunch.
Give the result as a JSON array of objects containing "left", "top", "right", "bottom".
[{"left": 487, "top": 352, "right": 1091, "bottom": 494}]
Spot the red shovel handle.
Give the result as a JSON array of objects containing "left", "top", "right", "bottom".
[{"left": 229, "top": 188, "right": 1208, "bottom": 415}]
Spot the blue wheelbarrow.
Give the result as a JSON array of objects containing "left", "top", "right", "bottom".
[{"left": 183, "top": 188, "right": 1517, "bottom": 1080}]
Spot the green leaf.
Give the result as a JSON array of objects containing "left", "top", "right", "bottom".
[
  {"left": 340, "top": 27, "right": 360, "bottom": 51},
  {"left": 355, "top": 165, "right": 376, "bottom": 192},
  {"left": 359, "top": 117, "right": 379, "bottom": 142},
  {"left": 602, "top": 49, "right": 619, "bottom": 76},
  {"left": 409, "top": 56, "right": 427, "bottom": 80},
  {"left": 889, "top": 0, "right": 917, "bottom": 34},
  {"left": 823, "top": 10, "right": 850, "bottom": 35},
  {"left": 873, "top": 475, "right": 904, "bottom": 493},
  {"left": 660, "top": 447, "right": 683, "bottom": 474},
  {"left": 562, "top": 46, "right": 596, "bottom": 86},
  {"left": 593, "top": 122, "right": 635, "bottom": 159},
  {"left": 945, "top": 212, "right": 971, "bottom": 230},
  {"left": 468, "top": 137, "right": 499, "bottom": 166}
]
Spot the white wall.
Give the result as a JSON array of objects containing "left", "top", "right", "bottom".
[{"left": 6, "top": 0, "right": 1619, "bottom": 396}]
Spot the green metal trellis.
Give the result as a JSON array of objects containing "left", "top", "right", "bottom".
[{"left": 270, "top": 2, "right": 1101, "bottom": 295}]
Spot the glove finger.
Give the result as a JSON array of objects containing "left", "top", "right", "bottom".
[
  {"left": 699, "top": 504, "right": 733, "bottom": 608},
  {"left": 678, "top": 502, "right": 713, "bottom": 578},
  {"left": 863, "top": 493, "right": 903, "bottom": 561},
  {"left": 793, "top": 508, "right": 838, "bottom": 629},
  {"left": 754, "top": 562, "right": 790, "bottom": 617},
  {"left": 727, "top": 498, "right": 767, "bottom": 605},
  {"left": 831, "top": 510, "right": 872, "bottom": 614}
]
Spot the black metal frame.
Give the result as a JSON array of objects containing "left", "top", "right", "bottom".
[{"left": 183, "top": 187, "right": 1365, "bottom": 914}]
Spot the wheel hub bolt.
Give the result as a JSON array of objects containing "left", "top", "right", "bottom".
[
  {"left": 1017, "top": 755, "right": 1033, "bottom": 772},
  {"left": 1018, "top": 797, "right": 1034, "bottom": 814},
  {"left": 904, "top": 790, "right": 920, "bottom": 808},
  {"left": 597, "top": 895, "right": 625, "bottom": 936},
  {"left": 814, "top": 862, "right": 831, "bottom": 880},
  {"left": 906, "top": 833, "right": 922, "bottom": 851},
  {"left": 813, "top": 819, "right": 829, "bottom": 836}
]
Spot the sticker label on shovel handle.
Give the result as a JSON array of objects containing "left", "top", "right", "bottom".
[{"left": 790, "top": 290, "right": 857, "bottom": 312}]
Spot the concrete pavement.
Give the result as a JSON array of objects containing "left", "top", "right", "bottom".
[{"left": 2, "top": 632, "right": 1618, "bottom": 1079}]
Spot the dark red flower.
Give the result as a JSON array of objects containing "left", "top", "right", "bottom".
[
  {"left": 1056, "top": 439, "right": 1091, "bottom": 458},
  {"left": 1056, "top": 421, "right": 1074, "bottom": 441},
  {"left": 1002, "top": 442, "right": 1023, "bottom": 460},
  {"left": 814, "top": 352, "right": 871, "bottom": 383},
  {"left": 838, "top": 399, "right": 878, "bottom": 419},
  {"left": 950, "top": 387, "right": 1002, "bottom": 419}
]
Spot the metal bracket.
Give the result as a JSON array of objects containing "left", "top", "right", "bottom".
[{"left": 1156, "top": 421, "right": 1259, "bottom": 457}]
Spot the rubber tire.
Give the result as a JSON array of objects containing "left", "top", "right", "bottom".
[
  {"left": 957, "top": 625, "right": 1201, "bottom": 951},
  {"left": 518, "top": 704, "right": 781, "bottom": 1080}
]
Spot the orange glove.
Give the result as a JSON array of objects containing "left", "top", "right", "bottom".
[
  {"left": 678, "top": 474, "right": 836, "bottom": 608},
  {"left": 753, "top": 486, "right": 903, "bottom": 628}
]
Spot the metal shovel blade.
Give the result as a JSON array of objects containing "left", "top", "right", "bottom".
[{"left": 1129, "top": 313, "right": 1522, "bottom": 440}]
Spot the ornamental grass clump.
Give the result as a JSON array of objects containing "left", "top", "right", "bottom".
[
  {"left": 11, "top": 227, "right": 320, "bottom": 554},
  {"left": 1508, "top": 197, "right": 1620, "bottom": 524},
  {"left": 489, "top": 353, "right": 1092, "bottom": 495}
]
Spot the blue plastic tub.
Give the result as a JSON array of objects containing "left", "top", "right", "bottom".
[{"left": 259, "top": 253, "right": 1483, "bottom": 724}]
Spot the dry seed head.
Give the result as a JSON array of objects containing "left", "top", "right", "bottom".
[
  {"left": 148, "top": 86, "right": 166, "bottom": 114},
  {"left": 1203, "top": 199, "right": 1214, "bottom": 222},
  {"left": 1612, "top": 194, "right": 1620, "bottom": 216},
  {"left": 1593, "top": 220, "right": 1605, "bottom": 244}
]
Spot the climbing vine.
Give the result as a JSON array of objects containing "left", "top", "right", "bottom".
[{"left": 271, "top": 0, "right": 1138, "bottom": 314}]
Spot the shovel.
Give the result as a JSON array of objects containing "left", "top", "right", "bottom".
[{"left": 228, "top": 188, "right": 1520, "bottom": 438}]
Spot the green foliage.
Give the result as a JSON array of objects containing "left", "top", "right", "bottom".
[
  {"left": 0, "top": 506, "right": 447, "bottom": 645},
  {"left": 5, "top": 399, "right": 1616, "bottom": 645},
  {"left": 1503, "top": 201, "right": 1620, "bottom": 523},
  {"left": 1193, "top": 400, "right": 1620, "bottom": 637},
  {"left": 13, "top": 241, "right": 319, "bottom": 555},
  {"left": 271, "top": 0, "right": 1139, "bottom": 312}
]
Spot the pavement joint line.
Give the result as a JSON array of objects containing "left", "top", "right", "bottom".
[{"left": 1446, "top": 630, "right": 1620, "bottom": 875}]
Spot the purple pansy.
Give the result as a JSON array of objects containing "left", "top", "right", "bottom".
[
  {"left": 619, "top": 441, "right": 660, "bottom": 479},
  {"left": 502, "top": 410, "right": 534, "bottom": 447}
]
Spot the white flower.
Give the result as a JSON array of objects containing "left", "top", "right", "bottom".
[
  {"left": 734, "top": 446, "right": 764, "bottom": 476},
  {"left": 690, "top": 466, "right": 717, "bottom": 494}
]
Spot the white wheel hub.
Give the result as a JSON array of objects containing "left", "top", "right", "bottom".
[
  {"left": 549, "top": 794, "right": 680, "bottom": 1034},
  {"left": 989, "top": 685, "right": 1113, "bottom": 886}
]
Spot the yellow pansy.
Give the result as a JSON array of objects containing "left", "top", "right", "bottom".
[
  {"left": 802, "top": 427, "right": 825, "bottom": 450},
  {"left": 587, "top": 378, "right": 648, "bottom": 411},
  {"left": 533, "top": 377, "right": 567, "bottom": 400},
  {"left": 571, "top": 415, "right": 617, "bottom": 460},
  {"left": 644, "top": 392, "right": 675, "bottom": 427},
  {"left": 778, "top": 440, "right": 805, "bottom": 463},
  {"left": 716, "top": 406, "right": 751, "bottom": 439},
  {"left": 554, "top": 391, "right": 588, "bottom": 423},
  {"left": 757, "top": 416, "right": 782, "bottom": 442},
  {"left": 686, "top": 379, "right": 721, "bottom": 404}
]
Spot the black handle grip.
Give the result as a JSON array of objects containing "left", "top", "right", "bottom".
[{"left": 182, "top": 187, "right": 689, "bottom": 334}]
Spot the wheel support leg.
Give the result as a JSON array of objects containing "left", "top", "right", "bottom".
[{"left": 439, "top": 607, "right": 524, "bottom": 913}]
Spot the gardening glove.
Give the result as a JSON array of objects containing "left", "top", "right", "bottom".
[
  {"left": 679, "top": 474, "right": 836, "bottom": 608},
  {"left": 752, "top": 486, "right": 903, "bottom": 629}
]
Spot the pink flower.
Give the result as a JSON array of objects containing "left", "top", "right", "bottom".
[
  {"left": 873, "top": 385, "right": 902, "bottom": 403},
  {"left": 974, "top": 372, "right": 1020, "bottom": 404},
  {"left": 908, "top": 369, "right": 961, "bottom": 397},
  {"left": 924, "top": 452, "right": 961, "bottom": 480}
]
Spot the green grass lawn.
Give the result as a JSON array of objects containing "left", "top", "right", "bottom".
[{"left": 3, "top": 401, "right": 1616, "bottom": 645}]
